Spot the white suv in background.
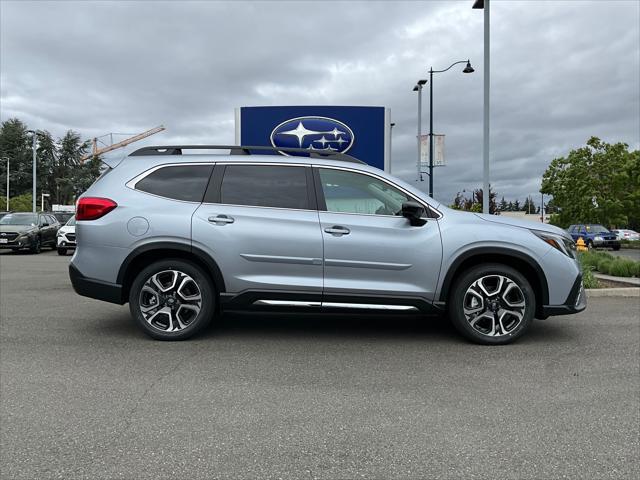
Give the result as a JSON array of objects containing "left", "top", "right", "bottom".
[{"left": 57, "top": 215, "right": 76, "bottom": 255}]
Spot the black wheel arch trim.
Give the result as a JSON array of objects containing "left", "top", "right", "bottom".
[
  {"left": 438, "top": 247, "right": 549, "bottom": 306},
  {"left": 116, "top": 241, "right": 226, "bottom": 295}
]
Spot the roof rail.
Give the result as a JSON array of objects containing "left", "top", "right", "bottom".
[{"left": 128, "top": 145, "right": 365, "bottom": 164}]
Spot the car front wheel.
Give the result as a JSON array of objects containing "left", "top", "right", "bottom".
[
  {"left": 129, "top": 259, "right": 215, "bottom": 340},
  {"left": 449, "top": 264, "right": 535, "bottom": 345},
  {"left": 29, "top": 237, "right": 41, "bottom": 254},
  {"left": 57, "top": 248, "right": 67, "bottom": 255}
]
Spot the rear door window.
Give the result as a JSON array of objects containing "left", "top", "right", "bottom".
[
  {"left": 219, "top": 165, "right": 310, "bottom": 210},
  {"left": 135, "top": 165, "right": 213, "bottom": 202}
]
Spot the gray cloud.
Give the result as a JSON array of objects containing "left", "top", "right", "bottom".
[{"left": 1, "top": 0, "right": 638, "bottom": 204}]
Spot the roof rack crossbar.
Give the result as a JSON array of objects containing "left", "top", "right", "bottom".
[{"left": 129, "top": 145, "right": 365, "bottom": 164}]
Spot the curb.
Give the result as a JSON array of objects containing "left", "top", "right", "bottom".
[
  {"left": 593, "top": 273, "right": 640, "bottom": 287},
  {"left": 586, "top": 288, "right": 640, "bottom": 298}
]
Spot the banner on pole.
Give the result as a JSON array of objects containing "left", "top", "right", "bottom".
[{"left": 419, "top": 134, "right": 445, "bottom": 170}]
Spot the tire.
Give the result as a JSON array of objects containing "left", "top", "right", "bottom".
[
  {"left": 129, "top": 259, "right": 215, "bottom": 340},
  {"left": 57, "top": 248, "right": 67, "bottom": 255},
  {"left": 29, "top": 237, "right": 41, "bottom": 254},
  {"left": 586, "top": 239, "right": 593, "bottom": 250},
  {"left": 448, "top": 263, "right": 535, "bottom": 345},
  {"left": 612, "top": 245, "right": 621, "bottom": 251}
]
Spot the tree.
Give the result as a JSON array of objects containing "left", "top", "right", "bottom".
[
  {"left": 449, "top": 186, "right": 498, "bottom": 214},
  {"left": 541, "top": 137, "right": 640, "bottom": 229},
  {"left": 522, "top": 197, "right": 537, "bottom": 213},
  {"left": 513, "top": 199, "right": 521, "bottom": 211},
  {"left": 499, "top": 196, "right": 508, "bottom": 212}
]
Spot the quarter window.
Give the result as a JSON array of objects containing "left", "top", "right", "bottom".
[
  {"left": 220, "top": 165, "right": 309, "bottom": 210},
  {"left": 135, "top": 165, "right": 213, "bottom": 202},
  {"left": 318, "top": 168, "right": 412, "bottom": 216}
]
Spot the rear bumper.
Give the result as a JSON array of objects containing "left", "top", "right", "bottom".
[
  {"left": 69, "top": 264, "right": 125, "bottom": 305},
  {"left": 539, "top": 274, "right": 586, "bottom": 318}
]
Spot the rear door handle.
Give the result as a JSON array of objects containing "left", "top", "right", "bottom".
[
  {"left": 208, "top": 215, "right": 235, "bottom": 224},
  {"left": 324, "top": 226, "right": 350, "bottom": 236}
]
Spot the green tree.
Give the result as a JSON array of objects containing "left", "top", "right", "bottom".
[
  {"left": 0, "top": 118, "right": 32, "bottom": 198},
  {"left": 499, "top": 196, "right": 508, "bottom": 212},
  {"left": 541, "top": 137, "right": 640, "bottom": 229},
  {"left": 513, "top": 199, "right": 521, "bottom": 211}
]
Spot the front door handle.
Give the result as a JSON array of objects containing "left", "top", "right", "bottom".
[
  {"left": 208, "top": 215, "right": 235, "bottom": 225},
  {"left": 324, "top": 226, "right": 350, "bottom": 236}
]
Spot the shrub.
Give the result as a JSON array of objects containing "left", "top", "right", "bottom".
[
  {"left": 581, "top": 266, "right": 599, "bottom": 289},
  {"left": 597, "top": 259, "right": 613, "bottom": 274},
  {"left": 608, "top": 259, "right": 632, "bottom": 277}
]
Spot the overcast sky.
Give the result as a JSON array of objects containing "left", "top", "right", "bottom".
[{"left": 1, "top": 0, "right": 639, "bottom": 204}]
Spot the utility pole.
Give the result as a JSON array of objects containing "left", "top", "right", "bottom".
[{"left": 473, "top": 0, "right": 490, "bottom": 214}]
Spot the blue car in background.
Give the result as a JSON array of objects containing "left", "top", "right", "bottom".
[{"left": 568, "top": 224, "right": 620, "bottom": 250}]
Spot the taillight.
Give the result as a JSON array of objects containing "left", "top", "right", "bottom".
[{"left": 76, "top": 197, "right": 117, "bottom": 221}]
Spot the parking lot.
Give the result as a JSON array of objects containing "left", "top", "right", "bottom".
[{"left": 1, "top": 249, "right": 639, "bottom": 479}]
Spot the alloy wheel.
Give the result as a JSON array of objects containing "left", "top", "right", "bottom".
[
  {"left": 462, "top": 274, "right": 526, "bottom": 337},
  {"left": 138, "top": 270, "right": 202, "bottom": 333}
]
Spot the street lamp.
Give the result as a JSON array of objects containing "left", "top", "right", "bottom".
[
  {"left": 389, "top": 122, "right": 396, "bottom": 173},
  {"left": 426, "top": 60, "right": 474, "bottom": 198},
  {"left": 41, "top": 193, "right": 50, "bottom": 212},
  {"left": 413, "top": 79, "right": 428, "bottom": 183},
  {"left": 26, "top": 130, "right": 37, "bottom": 213},
  {"left": 473, "top": 0, "right": 490, "bottom": 213}
]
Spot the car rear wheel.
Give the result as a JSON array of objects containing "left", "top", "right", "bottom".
[
  {"left": 129, "top": 259, "right": 215, "bottom": 340},
  {"left": 449, "top": 263, "right": 535, "bottom": 345},
  {"left": 57, "top": 248, "right": 67, "bottom": 255}
]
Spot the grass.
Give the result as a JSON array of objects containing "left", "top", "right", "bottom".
[{"left": 578, "top": 250, "right": 640, "bottom": 278}]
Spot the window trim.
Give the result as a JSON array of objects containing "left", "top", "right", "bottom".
[
  {"left": 313, "top": 165, "right": 442, "bottom": 219},
  {"left": 202, "top": 162, "right": 317, "bottom": 212},
  {"left": 125, "top": 162, "right": 215, "bottom": 203}
]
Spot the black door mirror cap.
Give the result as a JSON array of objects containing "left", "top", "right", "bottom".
[{"left": 401, "top": 201, "right": 428, "bottom": 227}]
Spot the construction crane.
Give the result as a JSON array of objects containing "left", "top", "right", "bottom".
[{"left": 81, "top": 125, "right": 165, "bottom": 162}]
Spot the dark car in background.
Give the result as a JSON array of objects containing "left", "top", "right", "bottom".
[
  {"left": 51, "top": 212, "right": 75, "bottom": 225},
  {"left": 0, "top": 212, "right": 60, "bottom": 253},
  {"left": 568, "top": 224, "right": 620, "bottom": 250}
]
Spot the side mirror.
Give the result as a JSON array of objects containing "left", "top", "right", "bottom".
[{"left": 401, "top": 201, "right": 427, "bottom": 227}]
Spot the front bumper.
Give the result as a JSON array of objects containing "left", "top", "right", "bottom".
[
  {"left": 593, "top": 238, "right": 620, "bottom": 248},
  {"left": 57, "top": 236, "right": 77, "bottom": 248},
  {"left": 0, "top": 236, "right": 35, "bottom": 249},
  {"left": 539, "top": 274, "right": 586, "bottom": 318},
  {"left": 69, "top": 264, "right": 125, "bottom": 305}
]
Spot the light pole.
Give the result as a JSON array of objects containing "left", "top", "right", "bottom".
[
  {"left": 41, "top": 193, "right": 50, "bottom": 212},
  {"left": 27, "top": 130, "right": 37, "bottom": 213},
  {"left": 427, "top": 60, "right": 474, "bottom": 198},
  {"left": 2, "top": 156, "right": 8, "bottom": 211},
  {"left": 413, "top": 79, "right": 427, "bottom": 183},
  {"left": 389, "top": 122, "right": 396, "bottom": 174},
  {"left": 473, "top": 0, "right": 490, "bottom": 213}
]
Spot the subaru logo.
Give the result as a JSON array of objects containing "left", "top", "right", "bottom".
[{"left": 270, "top": 116, "right": 355, "bottom": 156}]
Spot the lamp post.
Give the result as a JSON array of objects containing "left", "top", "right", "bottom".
[
  {"left": 426, "top": 60, "right": 474, "bottom": 198},
  {"left": 413, "top": 79, "right": 427, "bottom": 183},
  {"left": 2, "top": 156, "right": 8, "bottom": 211},
  {"left": 473, "top": 0, "right": 490, "bottom": 213},
  {"left": 389, "top": 122, "right": 396, "bottom": 174},
  {"left": 41, "top": 193, "right": 50, "bottom": 212},
  {"left": 26, "top": 130, "right": 37, "bottom": 213}
]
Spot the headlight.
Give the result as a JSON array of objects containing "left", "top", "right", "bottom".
[
  {"left": 531, "top": 230, "right": 577, "bottom": 259},
  {"left": 594, "top": 235, "right": 603, "bottom": 241}
]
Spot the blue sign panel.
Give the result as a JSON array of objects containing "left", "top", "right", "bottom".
[{"left": 238, "top": 106, "right": 388, "bottom": 171}]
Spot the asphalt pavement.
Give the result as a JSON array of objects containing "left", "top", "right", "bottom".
[
  {"left": 609, "top": 247, "right": 640, "bottom": 261},
  {"left": 1, "top": 249, "right": 639, "bottom": 479}
]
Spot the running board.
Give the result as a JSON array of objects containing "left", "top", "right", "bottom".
[{"left": 253, "top": 300, "right": 418, "bottom": 311}]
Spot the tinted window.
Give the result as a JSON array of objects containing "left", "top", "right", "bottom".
[
  {"left": 136, "top": 165, "right": 213, "bottom": 202},
  {"left": 318, "top": 168, "right": 411, "bottom": 216},
  {"left": 220, "top": 165, "right": 309, "bottom": 210}
]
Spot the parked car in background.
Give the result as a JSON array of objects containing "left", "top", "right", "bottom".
[
  {"left": 568, "top": 224, "right": 620, "bottom": 250},
  {"left": 611, "top": 229, "right": 640, "bottom": 241},
  {"left": 57, "top": 215, "right": 76, "bottom": 255},
  {"left": 0, "top": 211, "right": 12, "bottom": 220},
  {"left": 0, "top": 212, "right": 60, "bottom": 253},
  {"left": 52, "top": 212, "right": 75, "bottom": 225},
  {"left": 69, "top": 144, "right": 586, "bottom": 345}
]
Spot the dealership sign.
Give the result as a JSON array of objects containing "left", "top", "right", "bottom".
[{"left": 236, "top": 106, "right": 391, "bottom": 171}]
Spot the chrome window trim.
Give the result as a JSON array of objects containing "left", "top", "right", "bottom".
[{"left": 125, "top": 162, "right": 215, "bottom": 203}]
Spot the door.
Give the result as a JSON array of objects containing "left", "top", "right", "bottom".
[
  {"left": 315, "top": 167, "right": 443, "bottom": 303},
  {"left": 192, "top": 164, "right": 323, "bottom": 297}
]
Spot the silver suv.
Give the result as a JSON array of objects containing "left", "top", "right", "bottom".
[{"left": 69, "top": 145, "right": 586, "bottom": 344}]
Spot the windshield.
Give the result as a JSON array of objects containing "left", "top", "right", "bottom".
[
  {"left": 0, "top": 213, "right": 38, "bottom": 226},
  {"left": 66, "top": 216, "right": 76, "bottom": 226},
  {"left": 585, "top": 225, "right": 610, "bottom": 233}
]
